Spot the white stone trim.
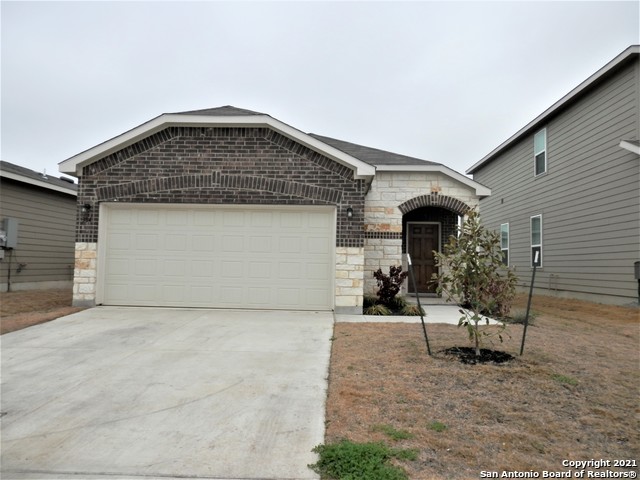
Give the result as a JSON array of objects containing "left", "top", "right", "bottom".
[
  {"left": 375, "top": 164, "right": 490, "bottom": 196},
  {"left": 335, "top": 246, "right": 364, "bottom": 314},
  {"left": 73, "top": 242, "right": 97, "bottom": 307}
]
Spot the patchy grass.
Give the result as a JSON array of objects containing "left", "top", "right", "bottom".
[
  {"left": 373, "top": 424, "right": 415, "bottom": 441},
  {"left": 325, "top": 294, "right": 639, "bottom": 479}
]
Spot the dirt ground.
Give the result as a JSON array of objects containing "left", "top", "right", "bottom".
[
  {"left": 2, "top": 289, "right": 638, "bottom": 479},
  {"left": 0, "top": 288, "right": 84, "bottom": 334}
]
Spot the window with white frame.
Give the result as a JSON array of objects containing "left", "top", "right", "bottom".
[
  {"left": 534, "top": 128, "right": 547, "bottom": 176},
  {"left": 530, "top": 215, "right": 543, "bottom": 267},
  {"left": 500, "top": 223, "right": 509, "bottom": 266}
]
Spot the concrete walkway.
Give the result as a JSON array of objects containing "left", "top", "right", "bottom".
[
  {"left": 1, "top": 307, "right": 334, "bottom": 480},
  {"left": 336, "top": 304, "right": 497, "bottom": 325}
]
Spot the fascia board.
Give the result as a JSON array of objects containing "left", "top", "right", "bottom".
[
  {"left": 619, "top": 140, "right": 640, "bottom": 155},
  {"left": 376, "top": 164, "right": 491, "bottom": 196},
  {"left": 59, "top": 113, "right": 376, "bottom": 178},
  {"left": 0, "top": 170, "right": 77, "bottom": 196}
]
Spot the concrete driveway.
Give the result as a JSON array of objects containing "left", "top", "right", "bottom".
[{"left": 1, "top": 307, "right": 334, "bottom": 480}]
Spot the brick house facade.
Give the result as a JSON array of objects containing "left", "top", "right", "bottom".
[{"left": 60, "top": 107, "right": 489, "bottom": 313}]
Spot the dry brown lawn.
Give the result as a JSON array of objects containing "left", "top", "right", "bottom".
[
  {"left": 2, "top": 289, "right": 638, "bottom": 478},
  {"left": 0, "top": 288, "right": 84, "bottom": 334},
  {"left": 326, "top": 294, "right": 639, "bottom": 479}
]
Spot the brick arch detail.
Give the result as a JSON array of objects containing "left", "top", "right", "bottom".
[
  {"left": 95, "top": 172, "right": 342, "bottom": 203},
  {"left": 398, "top": 194, "right": 471, "bottom": 216}
]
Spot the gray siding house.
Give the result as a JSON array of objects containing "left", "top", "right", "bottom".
[
  {"left": 467, "top": 45, "right": 639, "bottom": 306},
  {"left": 0, "top": 161, "right": 77, "bottom": 291}
]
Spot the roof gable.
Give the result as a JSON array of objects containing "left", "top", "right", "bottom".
[
  {"left": 308, "top": 134, "right": 489, "bottom": 196},
  {"left": 59, "top": 107, "right": 375, "bottom": 178}
]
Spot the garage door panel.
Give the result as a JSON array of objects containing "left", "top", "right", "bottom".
[
  {"left": 308, "top": 237, "right": 330, "bottom": 254},
  {"left": 137, "top": 210, "right": 159, "bottom": 225},
  {"left": 307, "top": 288, "right": 331, "bottom": 305},
  {"left": 108, "top": 233, "right": 131, "bottom": 251},
  {"left": 249, "top": 262, "right": 272, "bottom": 279},
  {"left": 307, "top": 263, "right": 330, "bottom": 280},
  {"left": 135, "top": 234, "right": 158, "bottom": 251},
  {"left": 162, "top": 285, "right": 185, "bottom": 303},
  {"left": 280, "top": 213, "right": 302, "bottom": 228},
  {"left": 250, "top": 211, "right": 273, "bottom": 227},
  {"left": 249, "top": 236, "right": 272, "bottom": 253},
  {"left": 192, "top": 235, "right": 215, "bottom": 252},
  {"left": 247, "top": 287, "right": 272, "bottom": 305},
  {"left": 222, "top": 235, "right": 244, "bottom": 252},
  {"left": 192, "top": 260, "right": 215, "bottom": 278},
  {"left": 279, "top": 237, "right": 301, "bottom": 253},
  {"left": 190, "top": 286, "right": 215, "bottom": 303},
  {"left": 222, "top": 260, "right": 244, "bottom": 278},
  {"left": 223, "top": 211, "right": 245, "bottom": 227},
  {"left": 165, "top": 234, "right": 187, "bottom": 251},
  {"left": 308, "top": 212, "right": 331, "bottom": 228},
  {"left": 277, "top": 288, "right": 301, "bottom": 306},
  {"left": 135, "top": 258, "right": 157, "bottom": 276},
  {"left": 107, "top": 258, "right": 130, "bottom": 276},
  {"left": 101, "top": 206, "right": 334, "bottom": 310},
  {"left": 162, "top": 259, "right": 185, "bottom": 277}
]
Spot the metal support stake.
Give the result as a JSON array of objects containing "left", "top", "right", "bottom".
[
  {"left": 520, "top": 251, "right": 539, "bottom": 356},
  {"left": 407, "top": 254, "right": 431, "bottom": 355}
]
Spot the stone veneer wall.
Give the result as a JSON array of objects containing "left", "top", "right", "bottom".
[
  {"left": 364, "top": 171, "right": 479, "bottom": 295},
  {"left": 335, "top": 247, "right": 364, "bottom": 314},
  {"left": 73, "top": 242, "right": 97, "bottom": 307}
]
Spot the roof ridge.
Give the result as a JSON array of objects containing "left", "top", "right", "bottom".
[{"left": 171, "top": 105, "right": 268, "bottom": 116}]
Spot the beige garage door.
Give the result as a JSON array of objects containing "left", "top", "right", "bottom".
[{"left": 98, "top": 204, "right": 335, "bottom": 310}]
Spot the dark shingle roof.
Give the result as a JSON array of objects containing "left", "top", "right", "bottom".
[
  {"left": 172, "top": 105, "right": 267, "bottom": 117},
  {"left": 309, "top": 134, "right": 438, "bottom": 167},
  {"left": 0, "top": 161, "right": 77, "bottom": 192}
]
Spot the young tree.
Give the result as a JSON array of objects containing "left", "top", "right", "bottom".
[{"left": 434, "top": 210, "right": 517, "bottom": 357}]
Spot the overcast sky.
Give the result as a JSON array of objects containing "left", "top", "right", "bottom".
[{"left": 1, "top": 1, "right": 638, "bottom": 181}]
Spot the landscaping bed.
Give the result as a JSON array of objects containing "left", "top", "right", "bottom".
[{"left": 325, "top": 294, "right": 639, "bottom": 479}]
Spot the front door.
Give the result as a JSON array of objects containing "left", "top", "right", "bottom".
[{"left": 408, "top": 223, "right": 439, "bottom": 293}]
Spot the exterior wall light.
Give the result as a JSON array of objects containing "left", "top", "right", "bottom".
[
  {"left": 346, "top": 207, "right": 353, "bottom": 218},
  {"left": 81, "top": 203, "right": 93, "bottom": 223}
]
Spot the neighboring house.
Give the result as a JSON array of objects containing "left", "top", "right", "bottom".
[
  {"left": 467, "top": 45, "right": 639, "bottom": 306},
  {"left": 0, "top": 161, "right": 77, "bottom": 291},
  {"left": 59, "top": 106, "right": 489, "bottom": 312}
]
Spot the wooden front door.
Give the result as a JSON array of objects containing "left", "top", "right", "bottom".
[{"left": 408, "top": 223, "right": 439, "bottom": 293}]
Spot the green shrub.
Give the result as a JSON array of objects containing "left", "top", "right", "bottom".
[
  {"left": 508, "top": 310, "right": 538, "bottom": 325},
  {"left": 364, "top": 304, "right": 392, "bottom": 316},
  {"left": 363, "top": 295, "right": 379, "bottom": 308},
  {"left": 400, "top": 304, "right": 425, "bottom": 316},
  {"left": 309, "top": 440, "right": 414, "bottom": 480},
  {"left": 387, "top": 295, "right": 408, "bottom": 311}
]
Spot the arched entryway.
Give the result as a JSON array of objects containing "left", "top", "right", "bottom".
[{"left": 398, "top": 195, "right": 471, "bottom": 294}]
